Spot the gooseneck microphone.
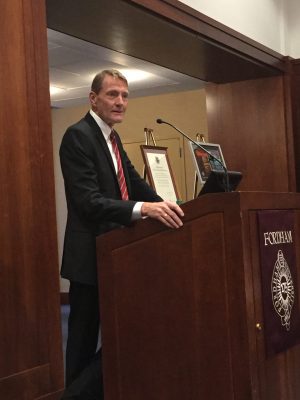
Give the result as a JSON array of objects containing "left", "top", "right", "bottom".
[{"left": 156, "top": 118, "right": 230, "bottom": 192}]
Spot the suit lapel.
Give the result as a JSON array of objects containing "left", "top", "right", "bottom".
[{"left": 84, "top": 112, "right": 116, "bottom": 174}]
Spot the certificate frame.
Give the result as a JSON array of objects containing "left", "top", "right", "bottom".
[
  {"left": 189, "top": 142, "right": 226, "bottom": 184},
  {"left": 140, "top": 145, "right": 179, "bottom": 202}
]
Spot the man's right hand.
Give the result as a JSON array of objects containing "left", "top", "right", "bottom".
[{"left": 141, "top": 200, "right": 184, "bottom": 229}]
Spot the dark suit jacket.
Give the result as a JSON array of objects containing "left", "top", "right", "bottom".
[{"left": 60, "top": 112, "right": 161, "bottom": 285}]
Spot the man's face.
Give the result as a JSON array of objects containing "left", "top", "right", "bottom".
[{"left": 89, "top": 75, "right": 129, "bottom": 127}]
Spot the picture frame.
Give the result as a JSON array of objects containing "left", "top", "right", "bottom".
[
  {"left": 189, "top": 142, "right": 226, "bottom": 184},
  {"left": 140, "top": 145, "right": 179, "bottom": 203}
]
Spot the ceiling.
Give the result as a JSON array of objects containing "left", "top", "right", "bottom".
[{"left": 48, "top": 29, "right": 205, "bottom": 109}]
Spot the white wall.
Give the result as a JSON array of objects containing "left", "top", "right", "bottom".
[
  {"left": 285, "top": 0, "right": 300, "bottom": 57},
  {"left": 179, "top": 0, "right": 300, "bottom": 58}
]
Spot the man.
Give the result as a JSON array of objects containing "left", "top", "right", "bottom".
[{"left": 60, "top": 69, "right": 184, "bottom": 399}]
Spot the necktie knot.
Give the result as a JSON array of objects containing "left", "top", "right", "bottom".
[{"left": 110, "top": 130, "right": 116, "bottom": 143}]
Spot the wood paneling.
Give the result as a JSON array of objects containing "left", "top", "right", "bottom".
[
  {"left": 290, "top": 59, "right": 300, "bottom": 190},
  {"left": 206, "top": 76, "right": 296, "bottom": 192},
  {"left": 0, "top": 0, "right": 64, "bottom": 398}
]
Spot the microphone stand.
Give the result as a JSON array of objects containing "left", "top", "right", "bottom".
[{"left": 156, "top": 119, "right": 230, "bottom": 193}]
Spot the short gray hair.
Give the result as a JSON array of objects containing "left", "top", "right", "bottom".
[{"left": 91, "top": 69, "right": 128, "bottom": 94}]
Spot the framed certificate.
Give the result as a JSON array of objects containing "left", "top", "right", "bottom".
[
  {"left": 140, "top": 145, "right": 179, "bottom": 203},
  {"left": 189, "top": 142, "right": 226, "bottom": 184}
]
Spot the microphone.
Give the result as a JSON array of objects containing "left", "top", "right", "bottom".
[{"left": 156, "top": 118, "right": 230, "bottom": 192}]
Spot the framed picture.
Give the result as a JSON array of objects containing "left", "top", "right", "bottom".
[
  {"left": 189, "top": 142, "right": 226, "bottom": 184},
  {"left": 140, "top": 145, "right": 179, "bottom": 203}
]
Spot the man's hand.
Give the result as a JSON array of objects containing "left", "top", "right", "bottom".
[{"left": 141, "top": 200, "right": 184, "bottom": 229}]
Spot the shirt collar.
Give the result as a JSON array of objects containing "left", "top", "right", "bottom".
[{"left": 89, "top": 109, "right": 112, "bottom": 141}]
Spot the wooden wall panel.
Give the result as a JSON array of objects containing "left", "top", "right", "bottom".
[
  {"left": 206, "top": 76, "right": 296, "bottom": 192},
  {"left": 290, "top": 60, "right": 300, "bottom": 191},
  {"left": 0, "top": 0, "right": 64, "bottom": 398}
]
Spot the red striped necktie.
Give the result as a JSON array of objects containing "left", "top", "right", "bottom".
[{"left": 110, "top": 131, "right": 129, "bottom": 200}]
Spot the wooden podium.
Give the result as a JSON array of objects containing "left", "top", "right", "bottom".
[{"left": 96, "top": 192, "right": 300, "bottom": 400}]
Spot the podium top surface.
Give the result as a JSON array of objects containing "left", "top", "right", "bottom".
[{"left": 97, "top": 191, "right": 300, "bottom": 250}]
